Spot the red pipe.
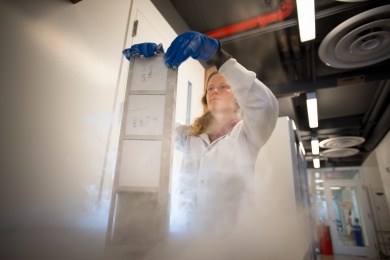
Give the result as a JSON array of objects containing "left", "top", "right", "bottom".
[{"left": 205, "top": 0, "right": 295, "bottom": 39}]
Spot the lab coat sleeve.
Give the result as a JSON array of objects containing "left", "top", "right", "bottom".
[
  {"left": 219, "top": 58, "right": 279, "bottom": 149},
  {"left": 175, "top": 123, "right": 189, "bottom": 152}
]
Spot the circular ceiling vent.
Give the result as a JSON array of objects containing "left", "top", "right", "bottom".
[
  {"left": 319, "top": 4, "right": 390, "bottom": 68},
  {"left": 319, "top": 136, "right": 365, "bottom": 148},
  {"left": 335, "top": 0, "right": 373, "bottom": 2},
  {"left": 321, "top": 148, "right": 360, "bottom": 158}
]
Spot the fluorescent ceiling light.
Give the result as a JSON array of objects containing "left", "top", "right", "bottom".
[
  {"left": 331, "top": 187, "right": 341, "bottom": 190},
  {"left": 306, "top": 92, "right": 318, "bottom": 128},
  {"left": 313, "top": 158, "right": 320, "bottom": 168},
  {"left": 296, "top": 0, "right": 316, "bottom": 42},
  {"left": 311, "top": 137, "right": 319, "bottom": 155},
  {"left": 315, "top": 185, "right": 324, "bottom": 190},
  {"left": 314, "top": 179, "right": 323, "bottom": 183},
  {"left": 315, "top": 172, "right": 320, "bottom": 178}
]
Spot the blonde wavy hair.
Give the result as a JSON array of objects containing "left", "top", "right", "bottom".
[{"left": 187, "top": 71, "right": 241, "bottom": 136}]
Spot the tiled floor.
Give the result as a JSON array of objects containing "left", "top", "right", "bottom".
[{"left": 317, "top": 254, "right": 380, "bottom": 260}]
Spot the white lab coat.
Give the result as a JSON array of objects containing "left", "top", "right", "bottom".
[{"left": 175, "top": 58, "right": 279, "bottom": 233}]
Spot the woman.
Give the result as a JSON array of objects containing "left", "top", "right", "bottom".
[{"left": 124, "top": 31, "right": 279, "bottom": 234}]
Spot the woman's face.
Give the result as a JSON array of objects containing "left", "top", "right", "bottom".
[{"left": 206, "top": 73, "right": 237, "bottom": 115}]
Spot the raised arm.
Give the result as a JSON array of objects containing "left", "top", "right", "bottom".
[
  {"left": 219, "top": 59, "right": 278, "bottom": 149},
  {"left": 164, "top": 31, "right": 279, "bottom": 149}
]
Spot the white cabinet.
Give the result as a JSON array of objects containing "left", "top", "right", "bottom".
[{"left": 255, "top": 117, "right": 312, "bottom": 260}]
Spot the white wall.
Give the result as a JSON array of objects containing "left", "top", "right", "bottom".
[
  {"left": 361, "top": 152, "right": 383, "bottom": 189},
  {"left": 176, "top": 60, "right": 205, "bottom": 124},
  {"left": 362, "top": 134, "right": 390, "bottom": 254},
  {"left": 373, "top": 130, "right": 390, "bottom": 213},
  {"left": 0, "top": 0, "right": 132, "bottom": 259}
]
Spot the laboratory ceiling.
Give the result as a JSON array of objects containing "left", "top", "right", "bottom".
[{"left": 152, "top": 0, "right": 390, "bottom": 168}]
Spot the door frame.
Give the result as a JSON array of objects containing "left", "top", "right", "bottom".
[{"left": 323, "top": 179, "right": 377, "bottom": 258}]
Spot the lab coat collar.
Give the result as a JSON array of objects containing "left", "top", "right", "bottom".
[{"left": 199, "top": 117, "right": 242, "bottom": 146}]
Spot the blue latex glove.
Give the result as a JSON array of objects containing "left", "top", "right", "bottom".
[
  {"left": 164, "top": 31, "right": 219, "bottom": 68},
  {"left": 122, "top": 43, "right": 164, "bottom": 61}
]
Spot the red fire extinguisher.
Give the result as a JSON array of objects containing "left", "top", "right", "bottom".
[{"left": 318, "top": 223, "right": 333, "bottom": 255}]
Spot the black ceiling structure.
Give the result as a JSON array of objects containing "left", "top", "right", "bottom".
[{"left": 152, "top": 0, "right": 390, "bottom": 169}]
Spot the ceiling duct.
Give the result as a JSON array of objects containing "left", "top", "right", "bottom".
[
  {"left": 336, "top": 0, "right": 370, "bottom": 3},
  {"left": 319, "top": 4, "right": 390, "bottom": 68},
  {"left": 204, "top": 0, "right": 295, "bottom": 39},
  {"left": 319, "top": 136, "right": 365, "bottom": 148},
  {"left": 335, "top": 0, "right": 373, "bottom": 2}
]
